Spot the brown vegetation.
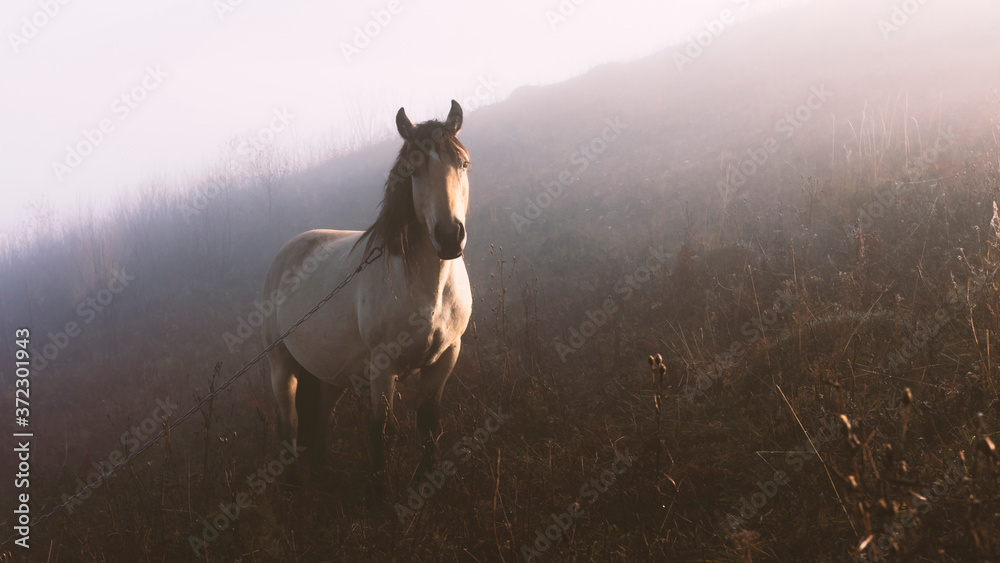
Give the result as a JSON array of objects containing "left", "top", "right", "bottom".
[{"left": 3, "top": 2, "right": 1000, "bottom": 561}]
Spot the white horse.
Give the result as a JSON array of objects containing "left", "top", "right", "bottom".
[{"left": 262, "top": 101, "right": 472, "bottom": 484}]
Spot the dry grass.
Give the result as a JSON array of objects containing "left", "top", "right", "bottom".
[{"left": 5, "top": 12, "right": 1000, "bottom": 559}]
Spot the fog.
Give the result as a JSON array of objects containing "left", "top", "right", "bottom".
[
  {"left": 4, "top": 0, "right": 1000, "bottom": 560},
  {"left": 0, "top": 0, "right": 799, "bottom": 236}
]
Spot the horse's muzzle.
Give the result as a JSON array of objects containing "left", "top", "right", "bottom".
[{"left": 434, "top": 220, "right": 465, "bottom": 260}]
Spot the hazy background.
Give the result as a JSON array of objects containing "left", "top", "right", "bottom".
[
  {"left": 0, "top": 0, "right": 801, "bottom": 237},
  {"left": 4, "top": 0, "right": 1000, "bottom": 559}
]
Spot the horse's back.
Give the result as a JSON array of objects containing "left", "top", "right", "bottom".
[
  {"left": 262, "top": 229, "right": 364, "bottom": 353},
  {"left": 268, "top": 229, "right": 359, "bottom": 269}
]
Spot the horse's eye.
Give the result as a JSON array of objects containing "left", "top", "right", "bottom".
[{"left": 461, "top": 160, "right": 470, "bottom": 170}]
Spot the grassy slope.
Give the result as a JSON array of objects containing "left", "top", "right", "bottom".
[{"left": 4, "top": 0, "right": 1000, "bottom": 561}]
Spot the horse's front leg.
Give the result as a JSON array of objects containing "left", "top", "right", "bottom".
[{"left": 414, "top": 342, "right": 459, "bottom": 480}]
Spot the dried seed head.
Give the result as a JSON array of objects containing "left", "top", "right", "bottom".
[
  {"left": 978, "top": 436, "right": 997, "bottom": 458},
  {"left": 840, "top": 414, "right": 852, "bottom": 434},
  {"left": 901, "top": 387, "right": 913, "bottom": 407},
  {"left": 658, "top": 364, "right": 667, "bottom": 377},
  {"left": 648, "top": 355, "right": 655, "bottom": 367},
  {"left": 656, "top": 353, "right": 663, "bottom": 365},
  {"left": 848, "top": 475, "right": 859, "bottom": 490}
]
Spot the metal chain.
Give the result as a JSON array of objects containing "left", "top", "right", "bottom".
[{"left": 1, "top": 245, "right": 384, "bottom": 548}]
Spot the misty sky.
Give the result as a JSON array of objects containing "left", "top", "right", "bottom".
[{"left": 0, "top": 0, "right": 799, "bottom": 235}]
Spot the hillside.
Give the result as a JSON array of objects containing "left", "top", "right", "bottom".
[{"left": 3, "top": 0, "right": 1000, "bottom": 560}]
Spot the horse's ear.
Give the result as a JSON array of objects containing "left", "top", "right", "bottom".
[
  {"left": 445, "top": 100, "right": 462, "bottom": 135},
  {"left": 396, "top": 107, "right": 415, "bottom": 140}
]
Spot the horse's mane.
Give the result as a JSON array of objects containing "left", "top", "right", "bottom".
[{"left": 355, "top": 120, "right": 467, "bottom": 273}]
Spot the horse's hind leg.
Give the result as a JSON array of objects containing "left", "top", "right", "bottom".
[
  {"left": 268, "top": 343, "right": 321, "bottom": 482},
  {"left": 295, "top": 368, "right": 325, "bottom": 474},
  {"left": 269, "top": 345, "right": 298, "bottom": 449},
  {"left": 414, "top": 343, "right": 459, "bottom": 480}
]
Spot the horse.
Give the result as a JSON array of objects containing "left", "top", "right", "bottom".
[{"left": 261, "top": 100, "right": 472, "bottom": 487}]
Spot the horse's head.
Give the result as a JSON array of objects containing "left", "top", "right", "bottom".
[{"left": 395, "top": 101, "right": 469, "bottom": 260}]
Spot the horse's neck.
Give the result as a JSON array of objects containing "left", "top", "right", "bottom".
[{"left": 407, "top": 232, "right": 461, "bottom": 299}]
